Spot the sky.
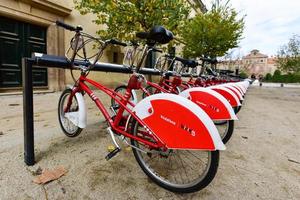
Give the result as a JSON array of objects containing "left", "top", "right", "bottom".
[{"left": 202, "top": 0, "right": 300, "bottom": 57}]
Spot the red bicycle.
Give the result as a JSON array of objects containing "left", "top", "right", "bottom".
[
  {"left": 56, "top": 21, "right": 225, "bottom": 193},
  {"left": 115, "top": 49, "right": 237, "bottom": 144}
]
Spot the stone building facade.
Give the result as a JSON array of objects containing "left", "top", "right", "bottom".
[{"left": 218, "top": 49, "right": 277, "bottom": 78}]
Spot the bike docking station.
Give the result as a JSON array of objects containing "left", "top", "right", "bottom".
[
  {"left": 22, "top": 53, "right": 204, "bottom": 166},
  {"left": 22, "top": 52, "right": 165, "bottom": 166}
]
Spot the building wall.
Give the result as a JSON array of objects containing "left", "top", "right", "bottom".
[
  {"left": 0, "top": 0, "right": 131, "bottom": 92},
  {"left": 218, "top": 50, "right": 278, "bottom": 78},
  {"left": 0, "top": 0, "right": 69, "bottom": 91},
  {"left": 241, "top": 50, "right": 277, "bottom": 77}
]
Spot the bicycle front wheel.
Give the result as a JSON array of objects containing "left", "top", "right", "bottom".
[
  {"left": 142, "top": 85, "right": 161, "bottom": 99},
  {"left": 58, "top": 88, "right": 82, "bottom": 137},
  {"left": 130, "top": 120, "right": 219, "bottom": 193}
]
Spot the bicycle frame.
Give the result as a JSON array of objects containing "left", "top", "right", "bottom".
[
  {"left": 142, "top": 79, "right": 178, "bottom": 95},
  {"left": 66, "top": 74, "right": 165, "bottom": 149}
]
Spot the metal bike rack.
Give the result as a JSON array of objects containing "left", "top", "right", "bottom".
[{"left": 22, "top": 53, "right": 164, "bottom": 166}]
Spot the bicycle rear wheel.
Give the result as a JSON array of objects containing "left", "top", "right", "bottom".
[
  {"left": 130, "top": 120, "right": 219, "bottom": 193},
  {"left": 214, "top": 120, "right": 234, "bottom": 144},
  {"left": 111, "top": 85, "right": 135, "bottom": 109}
]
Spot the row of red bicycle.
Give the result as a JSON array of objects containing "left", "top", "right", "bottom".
[{"left": 56, "top": 21, "right": 251, "bottom": 193}]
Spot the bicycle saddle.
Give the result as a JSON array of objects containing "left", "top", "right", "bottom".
[
  {"left": 185, "top": 60, "right": 198, "bottom": 68},
  {"left": 136, "top": 26, "right": 174, "bottom": 44}
]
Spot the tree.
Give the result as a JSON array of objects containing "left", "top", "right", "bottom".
[
  {"left": 239, "top": 71, "right": 248, "bottom": 79},
  {"left": 74, "top": 0, "right": 190, "bottom": 41},
  {"left": 273, "top": 69, "right": 281, "bottom": 77},
  {"left": 180, "top": 0, "right": 245, "bottom": 59},
  {"left": 276, "top": 35, "right": 300, "bottom": 73},
  {"left": 264, "top": 73, "right": 272, "bottom": 81}
]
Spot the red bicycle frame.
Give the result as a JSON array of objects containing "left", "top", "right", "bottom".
[
  {"left": 66, "top": 73, "right": 165, "bottom": 149},
  {"left": 141, "top": 75, "right": 182, "bottom": 96}
]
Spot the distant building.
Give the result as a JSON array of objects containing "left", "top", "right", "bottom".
[{"left": 218, "top": 49, "right": 277, "bottom": 78}]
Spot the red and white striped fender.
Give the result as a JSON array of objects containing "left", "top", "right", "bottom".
[
  {"left": 132, "top": 93, "right": 226, "bottom": 150},
  {"left": 244, "top": 79, "right": 250, "bottom": 87},
  {"left": 238, "top": 81, "right": 248, "bottom": 93},
  {"left": 179, "top": 87, "right": 237, "bottom": 121},
  {"left": 245, "top": 81, "right": 250, "bottom": 90},
  {"left": 226, "top": 83, "right": 245, "bottom": 96},
  {"left": 222, "top": 85, "right": 244, "bottom": 101},
  {"left": 233, "top": 84, "right": 245, "bottom": 96},
  {"left": 208, "top": 86, "right": 241, "bottom": 108}
]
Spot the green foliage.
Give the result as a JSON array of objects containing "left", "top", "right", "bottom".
[
  {"left": 180, "top": 0, "right": 245, "bottom": 58},
  {"left": 273, "top": 69, "right": 281, "bottom": 77},
  {"left": 74, "top": 0, "right": 190, "bottom": 41},
  {"left": 263, "top": 70, "right": 300, "bottom": 83},
  {"left": 239, "top": 72, "right": 248, "bottom": 79},
  {"left": 277, "top": 35, "right": 300, "bottom": 73},
  {"left": 264, "top": 73, "right": 272, "bottom": 81},
  {"left": 270, "top": 74, "right": 300, "bottom": 83}
]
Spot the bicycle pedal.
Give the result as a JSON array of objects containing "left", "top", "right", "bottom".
[
  {"left": 114, "top": 104, "right": 120, "bottom": 109},
  {"left": 105, "top": 147, "right": 121, "bottom": 161},
  {"left": 111, "top": 105, "right": 120, "bottom": 110}
]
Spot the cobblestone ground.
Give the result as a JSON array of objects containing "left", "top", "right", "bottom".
[{"left": 0, "top": 87, "right": 300, "bottom": 200}]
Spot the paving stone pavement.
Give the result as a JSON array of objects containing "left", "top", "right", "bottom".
[{"left": 0, "top": 87, "right": 299, "bottom": 200}]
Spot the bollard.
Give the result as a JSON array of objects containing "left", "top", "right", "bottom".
[
  {"left": 281, "top": 83, "right": 284, "bottom": 87},
  {"left": 22, "top": 58, "right": 35, "bottom": 166},
  {"left": 259, "top": 82, "right": 262, "bottom": 87}
]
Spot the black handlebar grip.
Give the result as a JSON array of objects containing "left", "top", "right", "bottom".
[
  {"left": 56, "top": 20, "right": 82, "bottom": 32},
  {"left": 174, "top": 56, "right": 198, "bottom": 68},
  {"left": 110, "top": 39, "right": 127, "bottom": 46}
]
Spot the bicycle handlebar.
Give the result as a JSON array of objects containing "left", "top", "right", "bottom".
[
  {"left": 199, "top": 57, "right": 218, "bottom": 64},
  {"left": 108, "top": 39, "right": 127, "bottom": 47},
  {"left": 56, "top": 20, "right": 83, "bottom": 32},
  {"left": 164, "top": 55, "right": 198, "bottom": 68},
  {"left": 175, "top": 57, "right": 197, "bottom": 65}
]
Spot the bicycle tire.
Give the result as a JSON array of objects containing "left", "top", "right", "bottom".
[
  {"left": 235, "top": 106, "right": 242, "bottom": 114},
  {"left": 142, "top": 85, "right": 161, "bottom": 99},
  {"left": 111, "top": 85, "right": 135, "bottom": 109},
  {"left": 215, "top": 120, "right": 234, "bottom": 144},
  {"left": 130, "top": 119, "right": 220, "bottom": 193},
  {"left": 58, "top": 88, "right": 82, "bottom": 137}
]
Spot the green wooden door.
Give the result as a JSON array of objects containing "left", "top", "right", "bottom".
[{"left": 0, "top": 16, "right": 47, "bottom": 87}]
